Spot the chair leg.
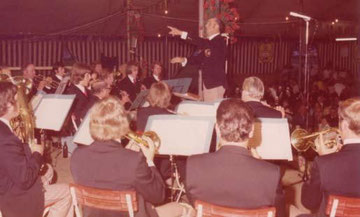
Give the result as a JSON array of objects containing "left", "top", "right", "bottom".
[
  {"left": 196, "top": 204, "right": 203, "bottom": 217},
  {"left": 70, "top": 187, "right": 82, "bottom": 217},
  {"left": 330, "top": 198, "right": 339, "bottom": 217},
  {"left": 126, "top": 194, "right": 134, "bottom": 217}
]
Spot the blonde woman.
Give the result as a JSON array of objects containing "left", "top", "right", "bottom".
[{"left": 71, "top": 96, "right": 165, "bottom": 217}]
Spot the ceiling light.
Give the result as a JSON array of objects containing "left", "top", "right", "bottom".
[{"left": 335, "top": 37, "right": 357, "bottom": 41}]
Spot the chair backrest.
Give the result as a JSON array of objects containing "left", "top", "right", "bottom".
[
  {"left": 69, "top": 183, "right": 138, "bottom": 217},
  {"left": 195, "top": 200, "right": 276, "bottom": 217},
  {"left": 326, "top": 194, "right": 360, "bottom": 217}
]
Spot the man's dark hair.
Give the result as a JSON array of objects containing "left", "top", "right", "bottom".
[
  {"left": 52, "top": 62, "right": 65, "bottom": 72},
  {"left": 216, "top": 98, "right": 254, "bottom": 142}
]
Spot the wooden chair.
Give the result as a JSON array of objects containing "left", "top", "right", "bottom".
[
  {"left": 326, "top": 195, "right": 360, "bottom": 217},
  {"left": 195, "top": 200, "right": 276, "bottom": 217},
  {"left": 69, "top": 183, "right": 138, "bottom": 217}
]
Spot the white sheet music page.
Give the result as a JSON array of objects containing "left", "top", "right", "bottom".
[
  {"left": 248, "top": 118, "right": 293, "bottom": 160},
  {"left": 145, "top": 115, "right": 215, "bottom": 156},
  {"left": 176, "top": 101, "right": 216, "bottom": 117},
  {"left": 34, "top": 94, "right": 75, "bottom": 131},
  {"left": 73, "top": 112, "right": 93, "bottom": 145}
]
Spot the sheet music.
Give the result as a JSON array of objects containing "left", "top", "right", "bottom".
[
  {"left": 145, "top": 115, "right": 215, "bottom": 156},
  {"left": 248, "top": 118, "right": 293, "bottom": 160},
  {"left": 34, "top": 94, "right": 75, "bottom": 131},
  {"left": 176, "top": 101, "right": 216, "bottom": 117},
  {"left": 163, "top": 78, "right": 192, "bottom": 94},
  {"left": 73, "top": 111, "right": 93, "bottom": 145}
]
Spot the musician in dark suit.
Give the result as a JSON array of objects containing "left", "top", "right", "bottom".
[
  {"left": 43, "top": 61, "right": 66, "bottom": 94},
  {"left": 21, "top": 63, "right": 47, "bottom": 100},
  {"left": 168, "top": 17, "right": 228, "bottom": 102},
  {"left": 0, "top": 82, "right": 72, "bottom": 217},
  {"left": 86, "top": 81, "right": 111, "bottom": 111},
  {"left": 65, "top": 63, "right": 92, "bottom": 127},
  {"left": 185, "top": 99, "right": 285, "bottom": 217},
  {"left": 241, "top": 76, "right": 283, "bottom": 118},
  {"left": 143, "top": 61, "right": 163, "bottom": 89},
  {"left": 111, "top": 61, "right": 145, "bottom": 104},
  {"left": 300, "top": 97, "right": 360, "bottom": 217},
  {"left": 137, "top": 81, "right": 173, "bottom": 132},
  {"left": 71, "top": 96, "right": 165, "bottom": 217}
]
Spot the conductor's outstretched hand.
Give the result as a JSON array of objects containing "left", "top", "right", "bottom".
[{"left": 167, "top": 26, "right": 182, "bottom": 36}]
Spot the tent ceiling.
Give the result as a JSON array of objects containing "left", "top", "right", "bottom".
[{"left": 0, "top": 0, "right": 359, "bottom": 39}]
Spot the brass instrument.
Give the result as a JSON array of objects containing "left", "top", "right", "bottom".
[
  {"left": 0, "top": 75, "right": 36, "bottom": 144},
  {"left": 34, "top": 75, "right": 60, "bottom": 89},
  {"left": 291, "top": 128, "right": 340, "bottom": 152},
  {"left": 126, "top": 131, "right": 161, "bottom": 150}
]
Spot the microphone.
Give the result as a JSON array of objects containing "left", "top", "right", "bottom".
[{"left": 289, "top": 12, "right": 311, "bottom": 21}]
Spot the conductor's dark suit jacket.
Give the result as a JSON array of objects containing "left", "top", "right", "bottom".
[
  {"left": 71, "top": 140, "right": 165, "bottom": 217},
  {"left": 0, "top": 121, "right": 44, "bottom": 217},
  {"left": 301, "top": 143, "right": 360, "bottom": 217},
  {"left": 185, "top": 145, "right": 284, "bottom": 217},
  {"left": 246, "top": 101, "right": 282, "bottom": 118},
  {"left": 185, "top": 33, "right": 228, "bottom": 89}
]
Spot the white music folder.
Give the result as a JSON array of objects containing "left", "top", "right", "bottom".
[
  {"left": 145, "top": 115, "right": 215, "bottom": 156},
  {"left": 249, "top": 118, "right": 293, "bottom": 161},
  {"left": 176, "top": 101, "right": 217, "bottom": 117},
  {"left": 34, "top": 94, "right": 75, "bottom": 131}
]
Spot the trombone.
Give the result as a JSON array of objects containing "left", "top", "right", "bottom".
[{"left": 33, "top": 75, "right": 60, "bottom": 89}]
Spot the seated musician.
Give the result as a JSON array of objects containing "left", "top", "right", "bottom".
[
  {"left": 185, "top": 98, "right": 285, "bottom": 217},
  {"left": 44, "top": 61, "right": 66, "bottom": 94},
  {"left": 71, "top": 96, "right": 165, "bottom": 217},
  {"left": 0, "top": 81, "right": 73, "bottom": 217},
  {"left": 21, "top": 63, "right": 47, "bottom": 99},
  {"left": 143, "top": 61, "right": 163, "bottom": 89},
  {"left": 111, "top": 61, "right": 146, "bottom": 106},
  {"left": 65, "top": 63, "right": 92, "bottom": 127},
  {"left": 241, "top": 76, "right": 283, "bottom": 118},
  {"left": 300, "top": 97, "right": 360, "bottom": 217},
  {"left": 98, "top": 68, "right": 115, "bottom": 88},
  {"left": 136, "top": 81, "right": 173, "bottom": 132},
  {"left": 86, "top": 81, "right": 111, "bottom": 110}
]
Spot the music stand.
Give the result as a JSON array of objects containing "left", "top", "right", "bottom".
[
  {"left": 145, "top": 114, "right": 215, "bottom": 201},
  {"left": 129, "top": 90, "right": 149, "bottom": 111},
  {"left": 73, "top": 111, "right": 93, "bottom": 145},
  {"left": 163, "top": 78, "right": 192, "bottom": 94},
  {"left": 176, "top": 100, "right": 217, "bottom": 117},
  {"left": 34, "top": 94, "right": 75, "bottom": 131}
]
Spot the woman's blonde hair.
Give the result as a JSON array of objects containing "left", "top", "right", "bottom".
[
  {"left": 89, "top": 96, "right": 129, "bottom": 141},
  {"left": 147, "top": 81, "right": 171, "bottom": 108}
]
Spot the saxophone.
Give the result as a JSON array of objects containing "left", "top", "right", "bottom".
[{"left": 0, "top": 74, "right": 36, "bottom": 144}]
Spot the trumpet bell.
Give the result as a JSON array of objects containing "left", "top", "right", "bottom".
[
  {"left": 127, "top": 131, "right": 161, "bottom": 150},
  {"left": 291, "top": 128, "right": 314, "bottom": 152}
]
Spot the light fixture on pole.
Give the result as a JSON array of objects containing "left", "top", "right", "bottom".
[{"left": 290, "top": 11, "right": 312, "bottom": 128}]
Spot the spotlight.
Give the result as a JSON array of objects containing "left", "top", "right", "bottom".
[
  {"left": 335, "top": 19, "right": 339, "bottom": 23},
  {"left": 335, "top": 37, "right": 357, "bottom": 41},
  {"left": 285, "top": 16, "right": 289, "bottom": 21},
  {"left": 332, "top": 21, "right": 335, "bottom": 25},
  {"left": 164, "top": 10, "right": 168, "bottom": 15},
  {"left": 157, "top": 33, "right": 161, "bottom": 38}
]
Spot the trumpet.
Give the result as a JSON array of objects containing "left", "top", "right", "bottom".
[
  {"left": 34, "top": 75, "right": 60, "bottom": 89},
  {"left": 291, "top": 127, "right": 340, "bottom": 153},
  {"left": 126, "top": 131, "right": 161, "bottom": 150}
]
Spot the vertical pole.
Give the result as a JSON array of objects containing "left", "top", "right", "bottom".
[
  {"left": 305, "top": 20, "right": 310, "bottom": 128},
  {"left": 198, "top": 0, "right": 204, "bottom": 99},
  {"left": 126, "top": 0, "right": 131, "bottom": 61}
]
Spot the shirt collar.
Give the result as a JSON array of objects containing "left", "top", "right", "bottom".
[
  {"left": 55, "top": 74, "right": 63, "bottom": 81},
  {"left": 343, "top": 138, "right": 360, "bottom": 145},
  {"left": 153, "top": 74, "right": 160, "bottom": 82},
  {"left": 128, "top": 75, "right": 136, "bottom": 84},
  {"left": 0, "top": 118, "right": 12, "bottom": 132},
  {"left": 208, "top": 33, "right": 220, "bottom": 40},
  {"left": 75, "top": 84, "right": 86, "bottom": 94}
]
